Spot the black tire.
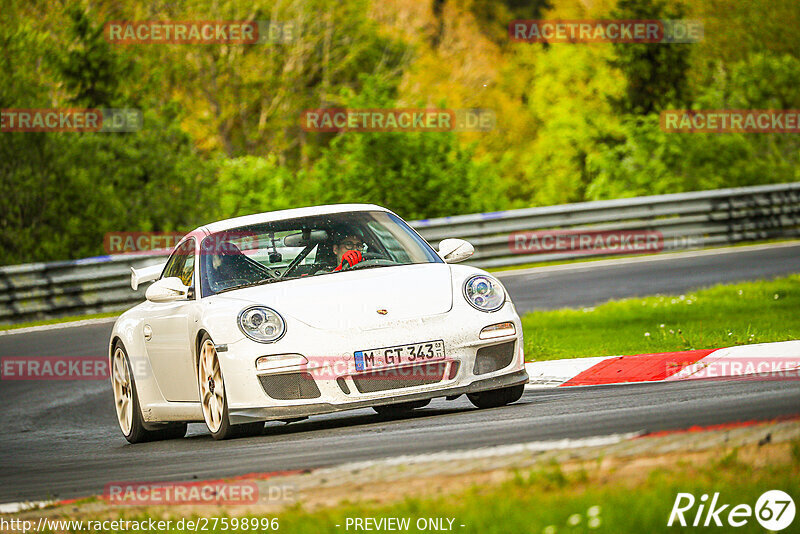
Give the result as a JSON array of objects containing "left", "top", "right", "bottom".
[
  {"left": 198, "top": 333, "right": 264, "bottom": 440},
  {"left": 112, "top": 342, "right": 187, "bottom": 444},
  {"left": 372, "top": 399, "right": 431, "bottom": 416},
  {"left": 467, "top": 384, "right": 525, "bottom": 409}
]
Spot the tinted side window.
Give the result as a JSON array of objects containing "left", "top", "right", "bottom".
[{"left": 162, "top": 239, "right": 195, "bottom": 288}]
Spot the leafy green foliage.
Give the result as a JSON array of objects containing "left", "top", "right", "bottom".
[
  {"left": 59, "top": 7, "right": 128, "bottom": 107},
  {"left": 586, "top": 53, "right": 800, "bottom": 199},
  {"left": 461, "top": 0, "right": 553, "bottom": 44},
  {"left": 608, "top": 0, "right": 692, "bottom": 115},
  {"left": 309, "top": 75, "right": 500, "bottom": 219},
  {"left": 210, "top": 155, "right": 304, "bottom": 220},
  {"left": 0, "top": 3, "right": 209, "bottom": 264}
]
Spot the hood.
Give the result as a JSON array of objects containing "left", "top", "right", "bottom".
[{"left": 208, "top": 263, "right": 453, "bottom": 330}]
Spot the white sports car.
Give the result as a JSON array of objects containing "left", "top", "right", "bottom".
[{"left": 109, "top": 204, "right": 528, "bottom": 442}]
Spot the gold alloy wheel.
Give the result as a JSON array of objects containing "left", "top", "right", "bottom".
[
  {"left": 198, "top": 339, "right": 226, "bottom": 433},
  {"left": 111, "top": 347, "right": 133, "bottom": 435}
]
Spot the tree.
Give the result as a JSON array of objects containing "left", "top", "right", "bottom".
[
  {"left": 586, "top": 53, "right": 800, "bottom": 200},
  {"left": 608, "top": 0, "right": 692, "bottom": 115},
  {"left": 58, "top": 8, "right": 127, "bottom": 107},
  {"left": 0, "top": 3, "right": 210, "bottom": 264},
  {"left": 517, "top": 43, "right": 625, "bottom": 205},
  {"left": 310, "top": 75, "right": 501, "bottom": 219},
  {"left": 455, "top": 0, "right": 553, "bottom": 45},
  {"left": 148, "top": 0, "right": 409, "bottom": 164}
]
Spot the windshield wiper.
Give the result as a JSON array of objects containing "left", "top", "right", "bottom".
[
  {"left": 215, "top": 276, "right": 283, "bottom": 294},
  {"left": 349, "top": 264, "right": 388, "bottom": 272},
  {"left": 338, "top": 262, "right": 398, "bottom": 274}
]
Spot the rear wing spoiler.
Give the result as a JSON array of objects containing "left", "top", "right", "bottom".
[{"left": 131, "top": 263, "right": 166, "bottom": 290}]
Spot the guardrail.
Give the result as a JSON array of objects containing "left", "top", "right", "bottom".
[{"left": 1, "top": 182, "right": 798, "bottom": 324}]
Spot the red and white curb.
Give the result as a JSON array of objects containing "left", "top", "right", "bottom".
[{"left": 525, "top": 340, "right": 800, "bottom": 388}]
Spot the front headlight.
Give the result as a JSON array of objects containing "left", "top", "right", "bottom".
[
  {"left": 238, "top": 306, "right": 286, "bottom": 343},
  {"left": 463, "top": 275, "right": 505, "bottom": 312}
]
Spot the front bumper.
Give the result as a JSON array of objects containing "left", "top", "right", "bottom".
[
  {"left": 229, "top": 369, "right": 529, "bottom": 423},
  {"left": 217, "top": 302, "right": 527, "bottom": 424}
]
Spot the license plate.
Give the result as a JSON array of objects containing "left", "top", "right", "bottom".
[{"left": 354, "top": 340, "right": 445, "bottom": 372}]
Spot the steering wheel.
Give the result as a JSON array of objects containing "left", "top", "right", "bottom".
[
  {"left": 339, "top": 251, "right": 390, "bottom": 270},
  {"left": 346, "top": 258, "right": 397, "bottom": 270}
]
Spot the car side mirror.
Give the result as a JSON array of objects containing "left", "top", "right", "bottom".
[
  {"left": 145, "top": 277, "right": 190, "bottom": 303},
  {"left": 438, "top": 238, "right": 474, "bottom": 263}
]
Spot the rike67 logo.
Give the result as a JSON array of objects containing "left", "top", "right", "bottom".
[{"left": 668, "top": 490, "right": 795, "bottom": 530}]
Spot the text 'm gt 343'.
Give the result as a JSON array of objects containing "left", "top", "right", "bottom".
[{"left": 110, "top": 205, "right": 528, "bottom": 441}]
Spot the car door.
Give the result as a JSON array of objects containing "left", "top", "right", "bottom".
[{"left": 143, "top": 238, "right": 201, "bottom": 402}]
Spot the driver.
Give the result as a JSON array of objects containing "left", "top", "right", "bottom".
[
  {"left": 332, "top": 233, "right": 365, "bottom": 271},
  {"left": 208, "top": 241, "right": 248, "bottom": 283}
]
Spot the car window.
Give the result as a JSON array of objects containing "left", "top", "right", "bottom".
[
  {"left": 367, "top": 213, "right": 429, "bottom": 264},
  {"left": 162, "top": 238, "right": 195, "bottom": 288},
  {"left": 200, "top": 211, "right": 441, "bottom": 296},
  {"left": 223, "top": 231, "right": 317, "bottom": 270}
]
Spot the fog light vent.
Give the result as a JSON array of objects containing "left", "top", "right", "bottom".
[
  {"left": 473, "top": 341, "right": 515, "bottom": 375},
  {"left": 259, "top": 372, "right": 321, "bottom": 400}
]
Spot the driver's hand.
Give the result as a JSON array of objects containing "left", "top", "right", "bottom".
[{"left": 335, "top": 250, "right": 363, "bottom": 271}]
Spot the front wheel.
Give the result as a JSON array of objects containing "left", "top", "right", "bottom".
[
  {"left": 198, "top": 334, "right": 264, "bottom": 440},
  {"left": 467, "top": 384, "right": 524, "bottom": 409},
  {"left": 111, "top": 342, "right": 187, "bottom": 443}
]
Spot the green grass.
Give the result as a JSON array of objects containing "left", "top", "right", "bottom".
[
  {"left": 0, "top": 311, "right": 120, "bottom": 331},
  {"left": 295, "top": 457, "right": 793, "bottom": 534},
  {"left": 91, "top": 440, "right": 799, "bottom": 533},
  {"left": 521, "top": 274, "right": 800, "bottom": 361},
  {"left": 270, "top": 460, "right": 797, "bottom": 534}
]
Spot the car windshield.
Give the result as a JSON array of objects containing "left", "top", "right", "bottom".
[{"left": 199, "top": 210, "right": 442, "bottom": 296}]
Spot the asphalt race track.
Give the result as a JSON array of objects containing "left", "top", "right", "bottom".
[{"left": 1, "top": 243, "right": 799, "bottom": 504}]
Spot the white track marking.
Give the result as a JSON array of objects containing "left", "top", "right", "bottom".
[
  {"left": 312, "top": 432, "right": 640, "bottom": 472},
  {"left": 0, "top": 316, "right": 119, "bottom": 337},
  {"left": 0, "top": 500, "right": 54, "bottom": 514},
  {"left": 668, "top": 340, "right": 800, "bottom": 381},
  {"left": 496, "top": 240, "right": 800, "bottom": 280},
  {"left": 525, "top": 357, "right": 611, "bottom": 387}
]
